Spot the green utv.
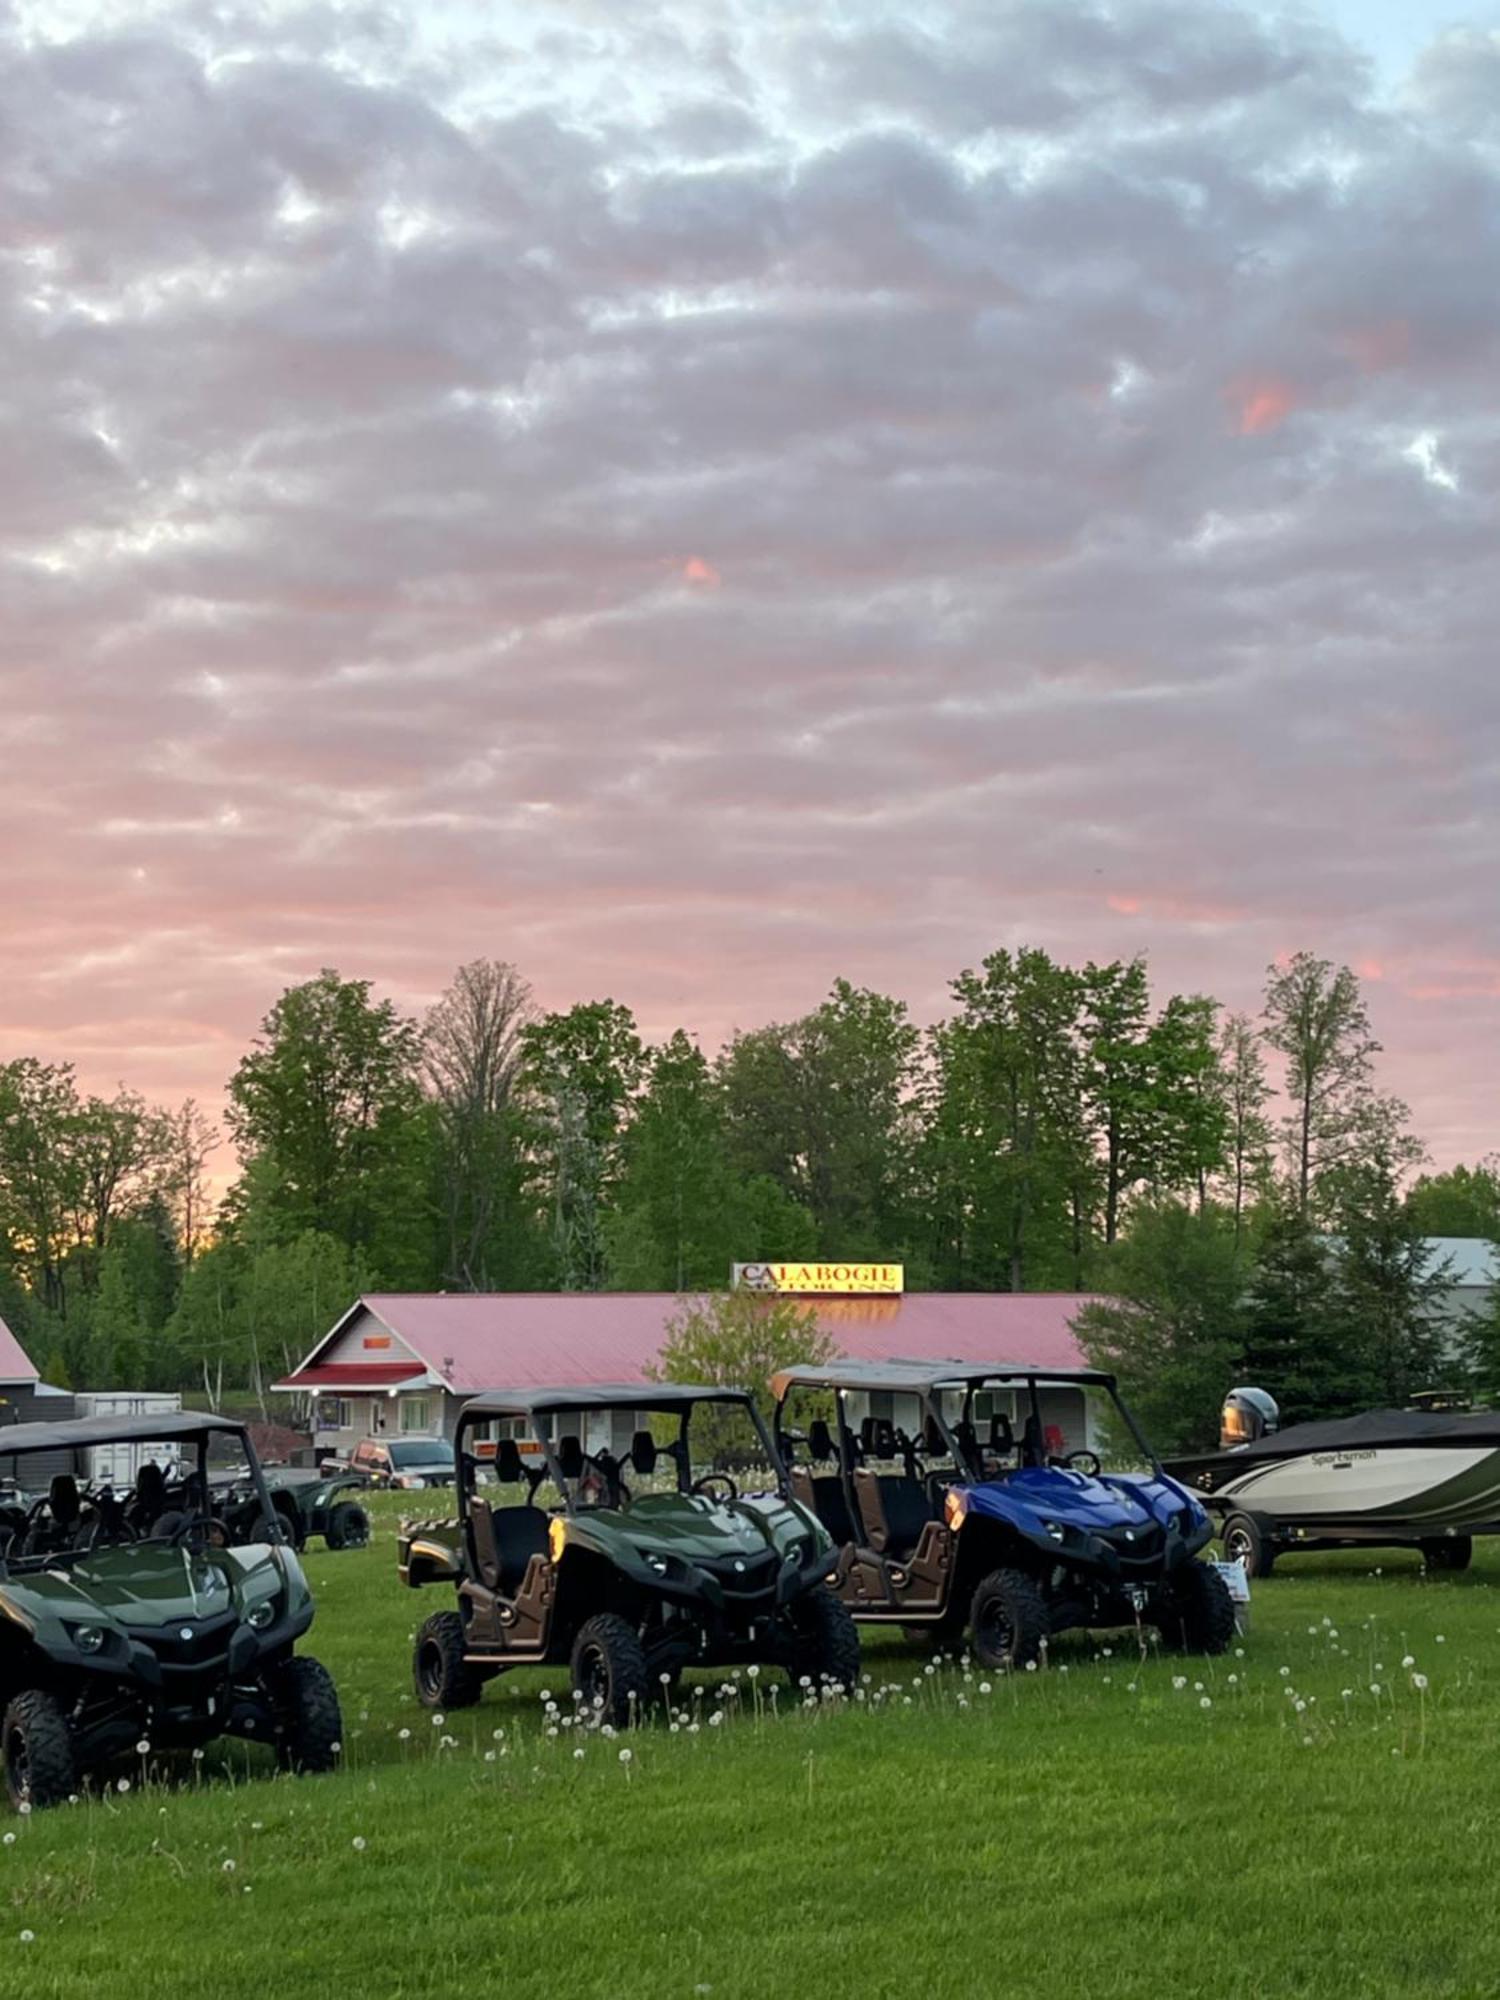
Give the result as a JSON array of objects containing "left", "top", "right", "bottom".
[
  {"left": 399, "top": 1384, "right": 861, "bottom": 1725},
  {"left": 0, "top": 1413, "right": 342, "bottom": 1811}
]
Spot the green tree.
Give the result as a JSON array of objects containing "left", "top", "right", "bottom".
[
  {"left": 423, "top": 960, "right": 536, "bottom": 1289},
  {"left": 1325, "top": 1112, "right": 1451, "bottom": 1407},
  {"left": 1262, "top": 953, "right": 1379, "bottom": 1213},
  {"left": 607, "top": 1032, "right": 742, "bottom": 1291},
  {"left": 1080, "top": 965, "right": 1229, "bottom": 1240},
  {"left": 227, "top": 970, "right": 430, "bottom": 1269},
  {"left": 1239, "top": 1199, "right": 1353, "bottom": 1423},
  {"left": 1074, "top": 1200, "right": 1249, "bottom": 1453},
  {"left": 926, "top": 948, "right": 1088, "bottom": 1290},
  {"left": 519, "top": 1000, "right": 646, "bottom": 1289},
  {"left": 609, "top": 1033, "right": 821, "bottom": 1290},
  {"left": 650, "top": 1288, "right": 837, "bottom": 1420},
  {"left": 0, "top": 1059, "right": 82, "bottom": 1313},
  {"left": 1406, "top": 1160, "right": 1500, "bottom": 1239},
  {"left": 1216, "top": 1011, "right": 1273, "bottom": 1242},
  {"left": 167, "top": 1230, "right": 370, "bottom": 1402},
  {"left": 91, "top": 1198, "right": 182, "bottom": 1387},
  {"left": 718, "top": 983, "right": 921, "bottom": 1260}
]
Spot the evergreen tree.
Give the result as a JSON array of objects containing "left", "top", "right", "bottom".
[
  {"left": 1326, "top": 1123, "right": 1452, "bottom": 1407},
  {"left": 1074, "top": 1199, "right": 1248, "bottom": 1453},
  {"left": 1239, "top": 1200, "right": 1356, "bottom": 1423}
]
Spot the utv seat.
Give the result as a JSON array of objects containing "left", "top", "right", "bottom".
[
  {"left": 853, "top": 1472, "right": 934, "bottom": 1559},
  {"left": 24, "top": 1475, "right": 82, "bottom": 1556},
  {"left": 853, "top": 1421, "right": 935, "bottom": 1560},
  {"left": 468, "top": 1497, "right": 550, "bottom": 1595}
]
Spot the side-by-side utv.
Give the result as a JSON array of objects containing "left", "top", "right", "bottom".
[
  {"left": 398, "top": 1384, "right": 860, "bottom": 1724},
  {"left": 772, "top": 1361, "right": 1235, "bottom": 1669},
  {"left": 0, "top": 1412, "right": 342, "bottom": 1810}
]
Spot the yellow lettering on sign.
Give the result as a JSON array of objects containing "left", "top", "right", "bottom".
[{"left": 732, "top": 1262, "right": 904, "bottom": 1295}]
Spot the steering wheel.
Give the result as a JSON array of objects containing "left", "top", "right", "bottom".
[
  {"left": 168, "top": 1512, "right": 224, "bottom": 1547},
  {"left": 691, "top": 1473, "right": 739, "bottom": 1502},
  {"left": 1062, "top": 1450, "right": 1102, "bottom": 1478}
]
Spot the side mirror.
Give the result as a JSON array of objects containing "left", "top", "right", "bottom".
[{"left": 629, "top": 1430, "right": 657, "bottom": 1476}]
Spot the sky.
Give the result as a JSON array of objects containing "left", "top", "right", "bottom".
[{"left": 1, "top": 0, "right": 1498, "bottom": 1172}]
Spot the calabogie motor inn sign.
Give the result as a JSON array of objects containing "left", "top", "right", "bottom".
[{"left": 732, "top": 1262, "right": 904, "bottom": 1295}]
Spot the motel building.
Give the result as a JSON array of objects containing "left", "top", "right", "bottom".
[{"left": 272, "top": 1265, "right": 1104, "bottom": 1460}]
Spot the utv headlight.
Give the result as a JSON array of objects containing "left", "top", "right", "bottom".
[
  {"left": 247, "top": 1600, "right": 276, "bottom": 1631},
  {"left": 1040, "top": 1520, "right": 1066, "bottom": 1543},
  {"left": 72, "top": 1624, "right": 107, "bottom": 1655}
]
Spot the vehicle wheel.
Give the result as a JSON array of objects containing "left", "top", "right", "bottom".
[
  {"left": 1420, "top": 1536, "right": 1473, "bottom": 1573},
  {"left": 572, "top": 1614, "right": 650, "bottom": 1728},
  {"left": 275, "top": 1655, "right": 344, "bottom": 1773},
  {"left": 1221, "top": 1513, "right": 1274, "bottom": 1578},
  {"left": 1158, "top": 1560, "right": 1237, "bottom": 1655},
  {"left": 272, "top": 1496, "right": 306, "bottom": 1552},
  {"left": 969, "top": 1568, "right": 1049, "bottom": 1672},
  {"left": 413, "top": 1611, "right": 485, "bottom": 1710},
  {"left": 3, "top": 1690, "right": 77, "bottom": 1812},
  {"left": 786, "top": 1587, "right": 861, "bottom": 1693},
  {"left": 325, "top": 1501, "right": 371, "bottom": 1552}
]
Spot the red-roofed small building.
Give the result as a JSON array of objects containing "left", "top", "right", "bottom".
[
  {"left": 272, "top": 1280, "right": 1100, "bottom": 1458},
  {"left": 0, "top": 1312, "right": 37, "bottom": 1396}
]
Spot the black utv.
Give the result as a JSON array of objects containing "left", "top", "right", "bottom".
[
  {"left": 773, "top": 1361, "right": 1235, "bottom": 1670},
  {"left": 398, "top": 1384, "right": 860, "bottom": 1724},
  {"left": 0, "top": 1412, "right": 342, "bottom": 1810}
]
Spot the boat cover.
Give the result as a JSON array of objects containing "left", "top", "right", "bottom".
[{"left": 1226, "top": 1408, "right": 1500, "bottom": 1459}]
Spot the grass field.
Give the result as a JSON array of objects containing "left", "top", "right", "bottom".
[{"left": 6, "top": 1495, "right": 1500, "bottom": 2000}]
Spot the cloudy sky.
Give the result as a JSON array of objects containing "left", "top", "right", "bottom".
[{"left": 1, "top": 0, "right": 1497, "bottom": 1168}]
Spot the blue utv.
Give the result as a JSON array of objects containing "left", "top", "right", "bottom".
[{"left": 772, "top": 1361, "right": 1234, "bottom": 1670}]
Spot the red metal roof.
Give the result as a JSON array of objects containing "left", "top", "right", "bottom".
[
  {"left": 274, "top": 1361, "right": 429, "bottom": 1391},
  {"left": 0, "top": 1312, "right": 37, "bottom": 1386},
  {"left": 277, "top": 1292, "right": 1098, "bottom": 1396}
]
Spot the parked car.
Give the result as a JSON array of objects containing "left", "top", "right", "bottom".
[
  {"left": 772, "top": 1360, "right": 1236, "bottom": 1669},
  {"left": 398, "top": 1383, "right": 860, "bottom": 1724},
  {"left": 0, "top": 1410, "right": 342, "bottom": 1811},
  {"left": 338, "top": 1437, "right": 455, "bottom": 1491}
]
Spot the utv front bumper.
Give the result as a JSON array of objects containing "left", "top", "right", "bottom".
[
  {"left": 1032, "top": 1511, "right": 1212, "bottom": 1585},
  {"left": 618, "top": 1543, "right": 840, "bottom": 1620}
]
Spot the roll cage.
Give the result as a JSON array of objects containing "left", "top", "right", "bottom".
[
  {"left": 0, "top": 1413, "right": 282, "bottom": 1576},
  {"left": 453, "top": 1384, "right": 790, "bottom": 1522},
  {"left": 770, "top": 1360, "right": 1161, "bottom": 1505}
]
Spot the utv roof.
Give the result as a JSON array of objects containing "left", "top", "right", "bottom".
[
  {"left": 770, "top": 1359, "right": 1118, "bottom": 1397},
  {"left": 459, "top": 1383, "right": 754, "bottom": 1421},
  {"left": 0, "top": 1410, "right": 246, "bottom": 1457}
]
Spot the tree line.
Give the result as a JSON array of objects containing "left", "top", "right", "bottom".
[{"left": 1, "top": 949, "right": 1496, "bottom": 1445}]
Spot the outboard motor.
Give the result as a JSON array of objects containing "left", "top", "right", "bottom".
[{"left": 1220, "top": 1387, "right": 1279, "bottom": 1451}]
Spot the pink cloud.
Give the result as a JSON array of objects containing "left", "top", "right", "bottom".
[{"left": 1229, "top": 375, "right": 1298, "bottom": 436}]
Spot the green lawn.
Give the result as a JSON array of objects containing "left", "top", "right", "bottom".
[{"left": 7, "top": 1499, "right": 1500, "bottom": 1999}]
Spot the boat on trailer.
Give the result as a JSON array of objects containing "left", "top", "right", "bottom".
[{"left": 1165, "top": 1388, "right": 1500, "bottom": 1576}]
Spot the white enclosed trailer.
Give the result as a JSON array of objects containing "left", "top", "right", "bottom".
[{"left": 72, "top": 1392, "right": 184, "bottom": 1487}]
